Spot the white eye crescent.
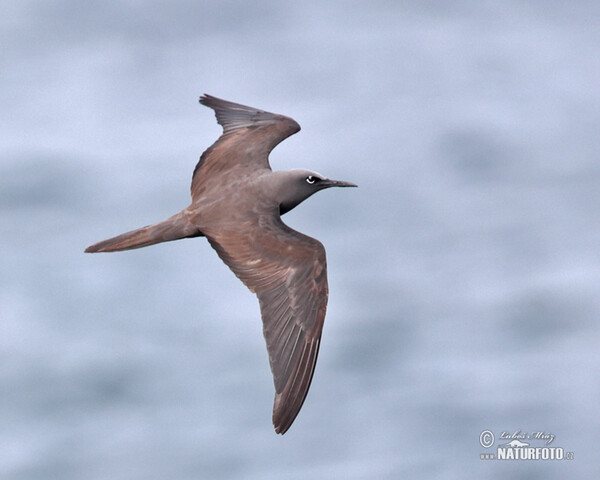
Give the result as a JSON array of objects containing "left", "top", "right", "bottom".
[{"left": 306, "top": 176, "right": 316, "bottom": 184}]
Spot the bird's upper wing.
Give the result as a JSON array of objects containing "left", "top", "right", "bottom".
[
  {"left": 191, "top": 95, "right": 301, "bottom": 200},
  {"left": 205, "top": 215, "right": 328, "bottom": 434}
]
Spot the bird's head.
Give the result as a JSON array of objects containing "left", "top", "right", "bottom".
[{"left": 275, "top": 169, "right": 357, "bottom": 215}]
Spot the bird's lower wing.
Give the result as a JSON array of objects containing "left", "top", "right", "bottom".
[{"left": 206, "top": 216, "right": 328, "bottom": 434}]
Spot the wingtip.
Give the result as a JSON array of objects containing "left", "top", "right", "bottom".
[
  {"left": 271, "top": 391, "right": 301, "bottom": 435},
  {"left": 273, "top": 417, "right": 292, "bottom": 435},
  {"left": 199, "top": 94, "right": 224, "bottom": 108},
  {"left": 272, "top": 393, "right": 291, "bottom": 434}
]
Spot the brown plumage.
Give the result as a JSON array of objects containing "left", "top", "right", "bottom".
[{"left": 85, "top": 95, "right": 356, "bottom": 434}]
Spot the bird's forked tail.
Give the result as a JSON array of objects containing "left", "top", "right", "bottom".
[{"left": 85, "top": 211, "right": 202, "bottom": 253}]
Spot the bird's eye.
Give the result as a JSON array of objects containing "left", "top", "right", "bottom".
[{"left": 306, "top": 176, "right": 317, "bottom": 184}]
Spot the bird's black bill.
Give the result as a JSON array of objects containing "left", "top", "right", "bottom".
[{"left": 323, "top": 179, "right": 358, "bottom": 188}]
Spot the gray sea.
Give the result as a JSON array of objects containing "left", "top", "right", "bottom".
[{"left": 2, "top": 1, "right": 599, "bottom": 478}]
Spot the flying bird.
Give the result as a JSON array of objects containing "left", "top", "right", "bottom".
[{"left": 85, "top": 95, "right": 356, "bottom": 434}]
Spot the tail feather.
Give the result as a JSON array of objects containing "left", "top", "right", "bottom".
[{"left": 85, "top": 211, "right": 202, "bottom": 253}]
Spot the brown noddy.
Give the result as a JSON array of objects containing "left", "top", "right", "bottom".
[{"left": 85, "top": 95, "right": 356, "bottom": 434}]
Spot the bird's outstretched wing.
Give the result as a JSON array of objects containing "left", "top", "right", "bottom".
[
  {"left": 206, "top": 216, "right": 328, "bottom": 434},
  {"left": 192, "top": 95, "right": 300, "bottom": 200}
]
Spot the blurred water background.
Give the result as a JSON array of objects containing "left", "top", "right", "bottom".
[{"left": 2, "top": 1, "right": 599, "bottom": 478}]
